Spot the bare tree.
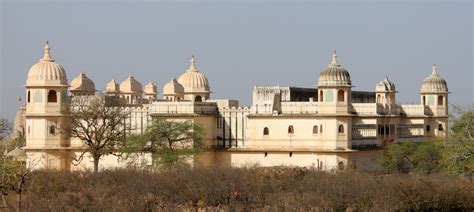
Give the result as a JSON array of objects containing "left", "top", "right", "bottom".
[
  {"left": 64, "top": 96, "right": 130, "bottom": 173},
  {"left": 0, "top": 118, "right": 10, "bottom": 141}
]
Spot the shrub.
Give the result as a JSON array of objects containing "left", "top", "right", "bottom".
[{"left": 12, "top": 166, "right": 474, "bottom": 211}]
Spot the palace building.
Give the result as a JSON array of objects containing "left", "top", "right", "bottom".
[{"left": 13, "top": 41, "right": 449, "bottom": 171}]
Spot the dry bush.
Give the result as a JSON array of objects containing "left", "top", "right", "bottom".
[{"left": 15, "top": 167, "right": 474, "bottom": 211}]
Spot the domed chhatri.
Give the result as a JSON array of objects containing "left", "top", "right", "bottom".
[
  {"left": 163, "top": 78, "right": 185, "bottom": 95},
  {"left": 70, "top": 72, "right": 95, "bottom": 95},
  {"left": 421, "top": 64, "right": 448, "bottom": 93},
  {"left": 120, "top": 75, "right": 142, "bottom": 93},
  {"left": 163, "top": 78, "right": 185, "bottom": 101},
  {"left": 317, "top": 50, "right": 351, "bottom": 87},
  {"left": 144, "top": 82, "right": 158, "bottom": 95},
  {"left": 26, "top": 41, "right": 68, "bottom": 86},
  {"left": 178, "top": 55, "right": 210, "bottom": 97},
  {"left": 376, "top": 76, "right": 396, "bottom": 92},
  {"left": 106, "top": 79, "right": 119, "bottom": 94}
]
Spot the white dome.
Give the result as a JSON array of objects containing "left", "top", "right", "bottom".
[
  {"left": 421, "top": 65, "right": 448, "bottom": 93},
  {"left": 317, "top": 51, "right": 351, "bottom": 87},
  {"left": 70, "top": 72, "right": 95, "bottom": 92},
  {"left": 163, "top": 78, "right": 184, "bottom": 95},
  {"left": 144, "top": 82, "right": 158, "bottom": 95},
  {"left": 26, "top": 41, "right": 68, "bottom": 86},
  {"left": 120, "top": 75, "right": 142, "bottom": 93},
  {"left": 376, "top": 76, "right": 396, "bottom": 92},
  {"left": 177, "top": 55, "right": 210, "bottom": 94}
]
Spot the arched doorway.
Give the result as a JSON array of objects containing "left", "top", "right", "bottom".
[{"left": 195, "top": 95, "right": 202, "bottom": 102}]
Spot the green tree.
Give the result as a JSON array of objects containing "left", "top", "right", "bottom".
[
  {"left": 379, "top": 140, "right": 442, "bottom": 174},
  {"left": 0, "top": 152, "right": 35, "bottom": 211},
  {"left": 124, "top": 119, "right": 204, "bottom": 169},
  {"left": 441, "top": 105, "right": 474, "bottom": 175},
  {"left": 380, "top": 105, "right": 473, "bottom": 176}
]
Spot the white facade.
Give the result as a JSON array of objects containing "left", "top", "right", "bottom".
[{"left": 16, "top": 42, "right": 449, "bottom": 171}]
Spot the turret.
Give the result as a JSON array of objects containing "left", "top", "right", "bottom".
[
  {"left": 420, "top": 64, "right": 449, "bottom": 137},
  {"left": 316, "top": 50, "right": 352, "bottom": 150},
  {"left": 24, "top": 41, "right": 71, "bottom": 169},
  {"left": 317, "top": 50, "right": 352, "bottom": 114},
  {"left": 420, "top": 64, "right": 448, "bottom": 114}
]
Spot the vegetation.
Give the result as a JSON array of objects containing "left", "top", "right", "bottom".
[
  {"left": 442, "top": 105, "right": 474, "bottom": 175},
  {"left": 1, "top": 167, "right": 470, "bottom": 211},
  {"left": 0, "top": 118, "right": 10, "bottom": 141},
  {"left": 64, "top": 96, "right": 129, "bottom": 173},
  {"left": 0, "top": 117, "right": 34, "bottom": 211},
  {"left": 123, "top": 119, "right": 204, "bottom": 169},
  {"left": 1, "top": 106, "right": 472, "bottom": 210},
  {"left": 380, "top": 105, "right": 474, "bottom": 178}
]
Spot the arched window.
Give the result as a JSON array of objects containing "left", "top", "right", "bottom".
[
  {"left": 426, "top": 125, "right": 431, "bottom": 132},
  {"left": 27, "top": 90, "right": 31, "bottom": 103},
  {"left": 337, "top": 90, "right": 345, "bottom": 102},
  {"left": 377, "top": 94, "right": 381, "bottom": 103},
  {"left": 313, "top": 125, "right": 318, "bottom": 134},
  {"left": 263, "top": 127, "right": 269, "bottom": 136},
  {"left": 325, "top": 90, "right": 334, "bottom": 102},
  {"left": 195, "top": 95, "right": 202, "bottom": 102},
  {"left": 428, "top": 96, "right": 435, "bottom": 105},
  {"left": 438, "top": 95, "right": 444, "bottom": 106},
  {"left": 320, "top": 125, "right": 323, "bottom": 133},
  {"left": 338, "top": 161, "right": 344, "bottom": 170},
  {"left": 319, "top": 90, "right": 324, "bottom": 102},
  {"left": 422, "top": 96, "right": 426, "bottom": 105},
  {"left": 288, "top": 125, "right": 294, "bottom": 135},
  {"left": 438, "top": 124, "right": 443, "bottom": 131},
  {"left": 47, "top": 90, "right": 57, "bottom": 103},
  {"left": 338, "top": 124, "right": 344, "bottom": 134},
  {"left": 49, "top": 125, "right": 56, "bottom": 135}
]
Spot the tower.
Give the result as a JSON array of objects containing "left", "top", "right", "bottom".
[
  {"left": 420, "top": 64, "right": 449, "bottom": 137},
  {"left": 316, "top": 50, "right": 353, "bottom": 149},
  {"left": 317, "top": 50, "right": 352, "bottom": 114},
  {"left": 24, "top": 41, "right": 71, "bottom": 169}
]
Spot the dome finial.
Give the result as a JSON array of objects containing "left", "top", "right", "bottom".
[
  {"left": 330, "top": 50, "right": 340, "bottom": 67},
  {"left": 188, "top": 54, "right": 197, "bottom": 72},
  {"left": 431, "top": 64, "right": 439, "bottom": 76},
  {"left": 40, "top": 40, "right": 54, "bottom": 62}
]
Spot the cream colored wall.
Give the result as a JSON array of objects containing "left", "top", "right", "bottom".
[
  {"left": 221, "top": 151, "right": 346, "bottom": 170},
  {"left": 317, "top": 87, "right": 350, "bottom": 114},
  {"left": 157, "top": 116, "right": 217, "bottom": 147},
  {"left": 246, "top": 116, "right": 351, "bottom": 150}
]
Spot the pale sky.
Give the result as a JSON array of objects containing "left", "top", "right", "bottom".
[{"left": 1, "top": 0, "right": 472, "bottom": 120}]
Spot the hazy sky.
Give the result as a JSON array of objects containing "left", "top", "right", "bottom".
[{"left": 1, "top": 0, "right": 472, "bottom": 120}]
